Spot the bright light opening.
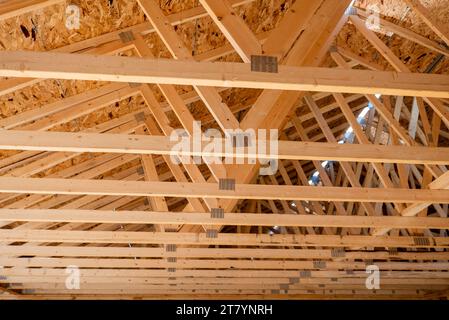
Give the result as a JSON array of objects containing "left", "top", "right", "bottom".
[{"left": 307, "top": 103, "right": 373, "bottom": 186}]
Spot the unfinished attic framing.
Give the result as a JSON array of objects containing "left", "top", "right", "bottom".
[{"left": 0, "top": 0, "right": 449, "bottom": 300}]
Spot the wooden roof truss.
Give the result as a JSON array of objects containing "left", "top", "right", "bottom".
[{"left": 0, "top": 0, "right": 448, "bottom": 300}]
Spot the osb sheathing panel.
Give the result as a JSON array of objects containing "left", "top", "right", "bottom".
[
  {"left": 0, "top": 0, "right": 145, "bottom": 50},
  {"left": 338, "top": 0, "right": 449, "bottom": 74}
]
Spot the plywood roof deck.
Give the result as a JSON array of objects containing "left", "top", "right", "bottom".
[{"left": 0, "top": 0, "right": 448, "bottom": 300}]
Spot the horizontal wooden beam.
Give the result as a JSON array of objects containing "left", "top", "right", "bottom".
[
  {"left": 1, "top": 177, "right": 449, "bottom": 203},
  {"left": 0, "top": 209, "right": 448, "bottom": 229},
  {"left": 0, "top": 229, "right": 447, "bottom": 247},
  {"left": 3, "top": 268, "right": 449, "bottom": 279},
  {"left": 2, "top": 51, "right": 449, "bottom": 97},
  {"left": 1, "top": 245, "right": 448, "bottom": 260},
  {"left": 1, "top": 256, "right": 447, "bottom": 271},
  {"left": 13, "top": 280, "right": 440, "bottom": 289},
  {"left": 1, "top": 130, "right": 449, "bottom": 165}
]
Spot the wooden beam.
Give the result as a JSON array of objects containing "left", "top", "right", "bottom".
[
  {"left": 0, "top": 229, "right": 447, "bottom": 247},
  {"left": 1, "top": 130, "right": 449, "bottom": 164},
  {"left": 8, "top": 280, "right": 449, "bottom": 289},
  {"left": 197, "top": 0, "right": 262, "bottom": 62},
  {"left": 350, "top": 15, "right": 410, "bottom": 73},
  {"left": 1, "top": 245, "right": 448, "bottom": 260},
  {"left": 1, "top": 257, "right": 448, "bottom": 271},
  {"left": 1, "top": 245, "right": 448, "bottom": 262},
  {"left": 0, "top": 208, "right": 448, "bottom": 229},
  {"left": 3, "top": 268, "right": 449, "bottom": 279},
  {"left": 1, "top": 177, "right": 449, "bottom": 203},
  {"left": 261, "top": 0, "right": 324, "bottom": 60},
  {"left": 2, "top": 51, "right": 449, "bottom": 98},
  {"left": 423, "top": 97, "right": 449, "bottom": 129}
]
